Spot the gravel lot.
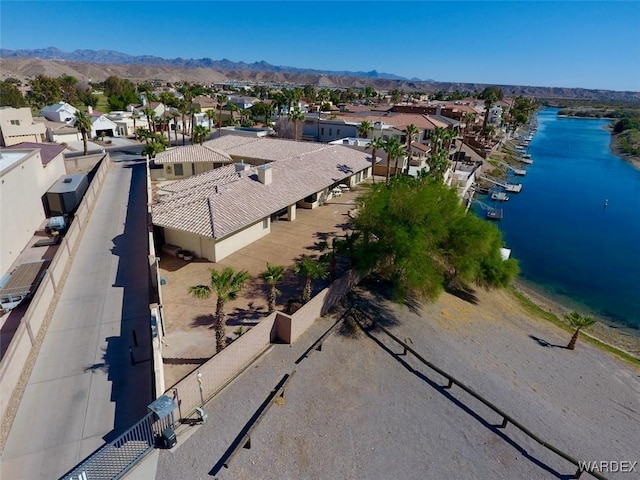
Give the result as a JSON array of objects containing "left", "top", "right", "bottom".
[{"left": 156, "top": 285, "right": 640, "bottom": 480}]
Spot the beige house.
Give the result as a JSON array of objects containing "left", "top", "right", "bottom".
[
  {"left": 0, "top": 143, "right": 66, "bottom": 274},
  {"left": 152, "top": 138, "right": 373, "bottom": 262},
  {"left": 0, "top": 107, "right": 47, "bottom": 146}
]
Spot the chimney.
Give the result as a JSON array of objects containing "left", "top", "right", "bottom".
[
  {"left": 234, "top": 162, "right": 250, "bottom": 173},
  {"left": 257, "top": 164, "right": 272, "bottom": 185},
  {"left": 87, "top": 105, "right": 93, "bottom": 115}
]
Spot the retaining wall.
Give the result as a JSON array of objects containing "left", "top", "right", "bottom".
[{"left": 167, "top": 270, "right": 363, "bottom": 418}]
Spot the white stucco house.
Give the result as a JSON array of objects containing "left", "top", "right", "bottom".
[
  {"left": 0, "top": 107, "right": 47, "bottom": 146},
  {"left": 0, "top": 143, "right": 67, "bottom": 275},
  {"left": 40, "top": 102, "right": 78, "bottom": 123},
  {"left": 89, "top": 113, "right": 119, "bottom": 138},
  {"left": 151, "top": 136, "right": 374, "bottom": 262}
]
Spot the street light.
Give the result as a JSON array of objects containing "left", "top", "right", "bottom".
[{"left": 196, "top": 370, "right": 207, "bottom": 423}]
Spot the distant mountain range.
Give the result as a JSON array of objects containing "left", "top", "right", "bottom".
[
  {"left": 0, "top": 47, "right": 422, "bottom": 81},
  {"left": 1, "top": 48, "right": 638, "bottom": 103}
]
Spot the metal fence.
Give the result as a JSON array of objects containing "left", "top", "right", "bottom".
[
  {"left": 61, "top": 412, "right": 174, "bottom": 480},
  {"left": 349, "top": 306, "right": 609, "bottom": 480}
]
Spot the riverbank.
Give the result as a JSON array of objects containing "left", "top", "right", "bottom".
[
  {"left": 512, "top": 280, "right": 640, "bottom": 361},
  {"left": 610, "top": 131, "right": 640, "bottom": 168}
]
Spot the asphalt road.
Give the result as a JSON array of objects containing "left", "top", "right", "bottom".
[{"left": 0, "top": 159, "right": 153, "bottom": 479}]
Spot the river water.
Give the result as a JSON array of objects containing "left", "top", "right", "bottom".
[{"left": 479, "top": 108, "right": 640, "bottom": 331}]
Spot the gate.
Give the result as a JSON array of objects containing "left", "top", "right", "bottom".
[{"left": 61, "top": 396, "right": 176, "bottom": 480}]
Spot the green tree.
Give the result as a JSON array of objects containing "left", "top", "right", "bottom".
[
  {"left": 27, "top": 75, "right": 61, "bottom": 108},
  {"left": 189, "top": 267, "right": 250, "bottom": 352},
  {"left": 351, "top": 176, "right": 518, "bottom": 301},
  {"left": 74, "top": 110, "right": 93, "bottom": 155},
  {"left": 0, "top": 81, "right": 27, "bottom": 107},
  {"left": 358, "top": 120, "right": 372, "bottom": 138},
  {"left": 564, "top": 311, "right": 596, "bottom": 350},
  {"left": 288, "top": 106, "right": 305, "bottom": 141},
  {"left": 192, "top": 124, "right": 208, "bottom": 145},
  {"left": 295, "top": 256, "right": 327, "bottom": 303},
  {"left": 479, "top": 86, "right": 503, "bottom": 135},
  {"left": 383, "top": 137, "right": 404, "bottom": 183},
  {"left": 366, "top": 136, "right": 385, "bottom": 184},
  {"left": 259, "top": 263, "right": 285, "bottom": 314},
  {"left": 205, "top": 109, "right": 217, "bottom": 132}
]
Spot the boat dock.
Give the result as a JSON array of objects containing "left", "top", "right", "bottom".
[
  {"left": 486, "top": 208, "right": 504, "bottom": 220},
  {"left": 491, "top": 191, "right": 509, "bottom": 201}
]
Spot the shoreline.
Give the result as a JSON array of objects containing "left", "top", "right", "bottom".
[
  {"left": 511, "top": 279, "right": 640, "bottom": 359},
  {"left": 609, "top": 132, "right": 640, "bottom": 168}
]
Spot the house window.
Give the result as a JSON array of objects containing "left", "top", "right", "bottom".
[
  {"left": 329, "top": 128, "right": 332, "bottom": 136},
  {"left": 263, "top": 218, "right": 268, "bottom": 229},
  {"left": 174, "top": 163, "right": 184, "bottom": 176},
  {"left": 337, "top": 129, "right": 340, "bottom": 136},
  {"left": 10, "top": 119, "right": 20, "bottom": 125},
  {"left": 321, "top": 128, "right": 324, "bottom": 135}
]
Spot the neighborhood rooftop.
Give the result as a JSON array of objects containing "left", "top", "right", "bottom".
[{"left": 152, "top": 143, "right": 372, "bottom": 239}]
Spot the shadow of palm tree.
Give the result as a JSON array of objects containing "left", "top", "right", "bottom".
[
  {"left": 529, "top": 335, "right": 567, "bottom": 349},
  {"left": 225, "top": 306, "right": 263, "bottom": 326},
  {"left": 191, "top": 314, "right": 214, "bottom": 329}
]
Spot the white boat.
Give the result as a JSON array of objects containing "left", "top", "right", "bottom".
[{"left": 491, "top": 191, "right": 509, "bottom": 201}]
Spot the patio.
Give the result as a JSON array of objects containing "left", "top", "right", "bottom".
[{"left": 158, "top": 185, "right": 365, "bottom": 387}]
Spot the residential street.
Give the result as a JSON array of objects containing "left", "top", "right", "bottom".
[{"left": 0, "top": 159, "right": 153, "bottom": 479}]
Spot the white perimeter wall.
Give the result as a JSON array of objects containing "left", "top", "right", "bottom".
[{"left": 0, "top": 151, "right": 47, "bottom": 274}]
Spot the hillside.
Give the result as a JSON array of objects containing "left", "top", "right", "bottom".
[{"left": 1, "top": 56, "right": 639, "bottom": 103}]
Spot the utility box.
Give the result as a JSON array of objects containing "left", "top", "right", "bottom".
[
  {"left": 45, "top": 174, "right": 89, "bottom": 216},
  {"left": 160, "top": 427, "right": 177, "bottom": 449}
]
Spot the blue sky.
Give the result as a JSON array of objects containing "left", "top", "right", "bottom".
[{"left": 1, "top": 1, "right": 639, "bottom": 91}]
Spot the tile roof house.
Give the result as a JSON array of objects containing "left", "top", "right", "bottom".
[
  {"left": 154, "top": 144, "right": 234, "bottom": 178},
  {"left": 151, "top": 138, "right": 373, "bottom": 262},
  {"left": 0, "top": 107, "right": 47, "bottom": 146}
]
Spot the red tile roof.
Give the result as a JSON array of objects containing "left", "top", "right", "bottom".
[{"left": 5, "top": 142, "right": 66, "bottom": 166}]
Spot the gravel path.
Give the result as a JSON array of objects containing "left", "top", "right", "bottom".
[{"left": 156, "top": 286, "right": 640, "bottom": 480}]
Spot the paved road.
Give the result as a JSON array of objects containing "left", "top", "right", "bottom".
[{"left": 0, "top": 159, "right": 153, "bottom": 479}]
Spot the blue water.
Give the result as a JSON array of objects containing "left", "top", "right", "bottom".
[{"left": 479, "top": 108, "right": 640, "bottom": 331}]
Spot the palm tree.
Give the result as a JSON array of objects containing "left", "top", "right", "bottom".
[
  {"left": 74, "top": 110, "right": 92, "bottom": 155},
  {"left": 295, "top": 256, "right": 327, "bottom": 303},
  {"left": 143, "top": 107, "right": 156, "bottom": 133},
  {"left": 216, "top": 94, "right": 227, "bottom": 133},
  {"left": 188, "top": 267, "right": 250, "bottom": 352},
  {"left": 136, "top": 127, "right": 151, "bottom": 144},
  {"left": 358, "top": 120, "right": 372, "bottom": 138},
  {"left": 259, "top": 263, "right": 285, "bottom": 314},
  {"left": 565, "top": 311, "right": 596, "bottom": 350},
  {"left": 403, "top": 123, "right": 419, "bottom": 173},
  {"left": 288, "top": 106, "right": 305, "bottom": 141},
  {"left": 366, "top": 136, "right": 385, "bottom": 184},
  {"left": 205, "top": 109, "right": 217, "bottom": 133},
  {"left": 462, "top": 112, "right": 475, "bottom": 137},
  {"left": 383, "top": 137, "right": 403, "bottom": 184},
  {"left": 169, "top": 110, "right": 180, "bottom": 146},
  {"left": 192, "top": 125, "right": 208, "bottom": 145},
  {"left": 131, "top": 112, "right": 139, "bottom": 138},
  {"left": 178, "top": 100, "right": 188, "bottom": 146}
]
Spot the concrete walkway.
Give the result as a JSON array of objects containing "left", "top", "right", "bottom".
[{"left": 0, "top": 160, "right": 153, "bottom": 479}]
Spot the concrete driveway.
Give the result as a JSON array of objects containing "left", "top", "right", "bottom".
[{"left": 159, "top": 186, "right": 363, "bottom": 387}]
